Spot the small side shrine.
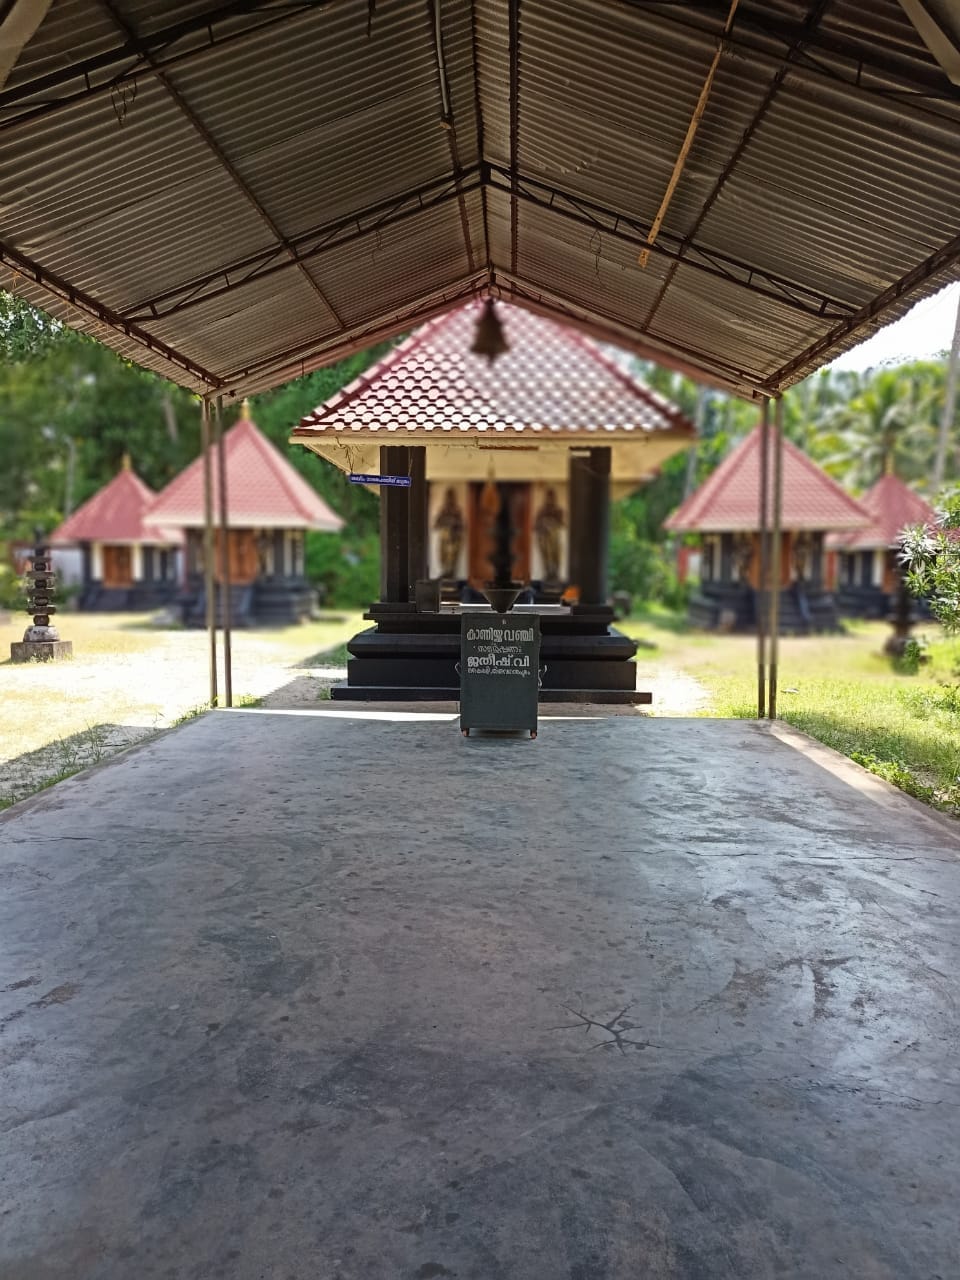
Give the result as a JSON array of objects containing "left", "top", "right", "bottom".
[
  {"left": 828, "top": 472, "right": 935, "bottom": 619},
  {"left": 146, "top": 404, "right": 342, "bottom": 627},
  {"left": 292, "top": 300, "right": 695, "bottom": 700},
  {"left": 50, "top": 459, "right": 180, "bottom": 611},
  {"left": 666, "top": 425, "right": 869, "bottom": 633}
]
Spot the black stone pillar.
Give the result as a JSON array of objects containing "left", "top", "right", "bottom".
[
  {"left": 379, "top": 445, "right": 411, "bottom": 603},
  {"left": 408, "top": 447, "right": 428, "bottom": 588},
  {"left": 273, "top": 529, "right": 285, "bottom": 579},
  {"left": 81, "top": 543, "right": 92, "bottom": 586},
  {"left": 569, "top": 447, "right": 611, "bottom": 607}
]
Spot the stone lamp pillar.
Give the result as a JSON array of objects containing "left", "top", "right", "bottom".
[{"left": 10, "top": 533, "right": 73, "bottom": 662}]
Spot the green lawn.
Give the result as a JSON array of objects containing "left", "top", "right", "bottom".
[{"left": 625, "top": 606, "right": 960, "bottom": 816}]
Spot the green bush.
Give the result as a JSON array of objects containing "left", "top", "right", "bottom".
[
  {"left": 608, "top": 521, "right": 687, "bottom": 609},
  {"left": 305, "top": 531, "right": 379, "bottom": 608},
  {"left": 0, "top": 563, "right": 24, "bottom": 610}
]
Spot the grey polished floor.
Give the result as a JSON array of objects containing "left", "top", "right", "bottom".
[{"left": 1, "top": 710, "right": 958, "bottom": 1280}]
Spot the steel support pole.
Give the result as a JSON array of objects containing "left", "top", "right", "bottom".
[
  {"left": 757, "top": 399, "right": 770, "bottom": 718},
  {"left": 215, "top": 395, "right": 232, "bottom": 707},
  {"left": 768, "top": 398, "right": 785, "bottom": 720},
  {"left": 201, "top": 398, "right": 218, "bottom": 708}
]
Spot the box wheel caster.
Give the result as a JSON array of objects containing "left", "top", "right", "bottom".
[
  {"left": 461, "top": 728, "right": 470, "bottom": 738},
  {"left": 530, "top": 730, "right": 537, "bottom": 739}
]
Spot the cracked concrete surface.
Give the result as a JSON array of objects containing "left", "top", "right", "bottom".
[{"left": 1, "top": 711, "right": 959, "bottom": 1279}]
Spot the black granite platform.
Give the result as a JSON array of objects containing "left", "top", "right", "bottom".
[{"left": 332, "top": 604, "right": 648, "bottom": 703}]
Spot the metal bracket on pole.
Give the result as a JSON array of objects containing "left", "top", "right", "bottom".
[
  {"left": 768, "top": 397, "right": 785, "bottom": 720},
  {"left": 215, "top": 395, "right": 233, "bottom": 708},
  {"left": 201, "top": 397, "right": 218, "bottom": 709},
  {"left": 757, "top": 398, "right": 770, "bottom": 718}
]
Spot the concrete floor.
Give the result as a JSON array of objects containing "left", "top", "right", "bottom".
[{"left": 1, "top": 711, "right": 959, "bottom": 1280}]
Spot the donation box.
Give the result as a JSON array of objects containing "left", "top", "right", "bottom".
[{"left": 459, "top": 612, "right": 541, "bottom": 738}]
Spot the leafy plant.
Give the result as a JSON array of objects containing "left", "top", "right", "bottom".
[
  {"left": 850, "top": 750, "right": 935, "bottom": 804},
  {"left": 892, "top": 636, "right": 927, "bottom": 675},
  {"left": 901, "top": 491, "right": 960, "bottom": 631}
]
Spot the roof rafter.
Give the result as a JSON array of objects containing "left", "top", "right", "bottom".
[
  {"left": 96, "top": 0, "right": 345, "bottom": 330},
  {"left": 427, "top": 0, "right": 477, "bottom": 276},
  {"left": 635, "top": 1, "right": 960, "bottom": 107},
  {"left": 216, "top": 273, "right": 491, "bottom": 394},
  {"left": 642, "top": 0, "right": 833, "bottom": 335},
  {"left": 766, "top": 230, "right": 960, "bottom": 390},
  {"left": 0, "top": 237, "right": 220, "bottom": 386},
  {"left": 493, "top": 269, "right": 769, "bottom": 397},
  {"left": 0, "top": 1, "right": 327, "bottom": 131},
  {"left": 121, "top": 171, "right": 482, "bottom": 322},
  {"left": 485, "top": 164, "right": 856, "bottom": 320}
]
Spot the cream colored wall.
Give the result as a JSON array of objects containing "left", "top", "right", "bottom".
[
  {"left": 91, "top": 542, "right": 103, "bottom": 579},
  {"left": 131, "top": 545, "right": 143, "bottom": 580}
]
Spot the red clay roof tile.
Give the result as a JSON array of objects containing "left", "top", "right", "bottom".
[
  {"left": 827, "top": 473, "right": 935, "bottom": 550},
  {"left": 665, "top": 425, "right": 870, "bottom": 533},
  {"left": 146, "top": 415, "right": 342, "bottom": 531},
  {"left": 292, "top": 301, "right": 695, "bottom": 441},
  {"left": 51, "top": 468, "right": 178, "bottom": 545}
]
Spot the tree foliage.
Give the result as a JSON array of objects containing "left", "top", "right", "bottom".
[
  {"left": 3, "top": 289, "right": 959, "bottom": 609},
  {"left": 901, "top": 492, "right": 960, "bottom": 631}
]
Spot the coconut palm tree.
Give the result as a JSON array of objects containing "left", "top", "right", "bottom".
[{"left": 817, "top": 366, "right": 939, "bottom": 490}]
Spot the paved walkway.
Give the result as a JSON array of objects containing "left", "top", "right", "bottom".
[{"left": 1, "top": 711, "right": 958, "bottom": 1279}]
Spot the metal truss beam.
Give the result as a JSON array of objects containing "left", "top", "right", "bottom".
[
  {"left": 641, "top": 0, "right": 832, "bottom": 335},
  {"left": 122, "top": 170, "right": 482, "bottom": 323},
  {"left": 0, "top": 1, "right": 326, "bottom": 133},
  {"left": 98, "top": 0, "right": 344, "bottom": 329},
  {"left": 0, "top": 239, "right": 220, "bottom": 387},
  {"left": 484, "top": 164, "right": 856, "bottom": 322},
  {"left": 492, "top": 269, "right": 768, "bottom": 399},
  {"left": 220, "top": 273, "right": 490, "bottom": 394},
  {"left": 634, "top": 0, "right": 960, "bottom": 107},
  {"left": 767, "top": 232, "right": 960, "bottom": 391}
]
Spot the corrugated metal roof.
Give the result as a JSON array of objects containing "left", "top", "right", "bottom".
[
  {"left": 146, "top": 413, "right": 343, "bottom": 530},
  {"left": 665, "top": 426, "right": 871, "bottom": 532},
  {"left": 1, "top": 0, "right": 958, "bottom": 400}
]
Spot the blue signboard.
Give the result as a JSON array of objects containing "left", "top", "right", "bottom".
[{"left": 348, "top": 473, "right": 412, "bottom": 488}]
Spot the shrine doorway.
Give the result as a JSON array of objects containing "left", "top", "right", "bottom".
[
  {"left": 467, "top": 481, "right": 531, "bottom": 588},
  {"left": 102, "top": 545, "right": 133, "bottom": 589}
]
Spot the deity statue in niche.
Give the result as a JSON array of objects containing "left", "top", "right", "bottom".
[
  {"left": 433, "top": 487, "right": 465, "bottom": 579},
  {"left": 534, "top": 487, "right": 565, "bottom": 583}
]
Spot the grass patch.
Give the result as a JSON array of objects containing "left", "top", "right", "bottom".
[
  {"left": 701, "top": 636, "right": 960, "bottom": 816},
  {"left": 624, "top": 609, "right": 960, "bottom": 817},
  {"left": 300, "top": 641, "right": 351, "bottom": 667}
]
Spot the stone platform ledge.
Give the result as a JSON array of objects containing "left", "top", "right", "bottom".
[{"left": 9, "top": 639, "right": 73, "bottom": 662}]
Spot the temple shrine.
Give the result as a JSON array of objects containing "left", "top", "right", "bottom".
[
  {"left": 50, "top": 458, "right": 180, "bottom": 611},
  {"left": 292, "top": 300, "right": 695, "bottom": 700},
  {"left": 146, "top": 404, "right": 342, "bottom": 626},
  {"left": 666, "top": 425, "right": 869, "bottom": 633},
  {"left": 828, "top": 471, "right": 935, "bottom": 619}
]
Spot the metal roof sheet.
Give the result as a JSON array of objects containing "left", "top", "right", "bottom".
[{"left": 1, "top": 0, "right": 959, "bottom": 401}]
